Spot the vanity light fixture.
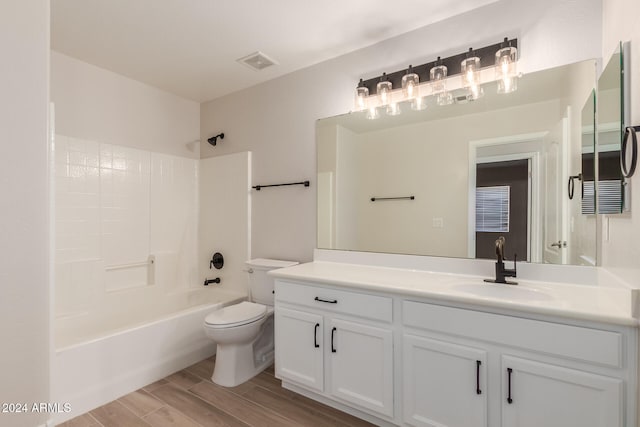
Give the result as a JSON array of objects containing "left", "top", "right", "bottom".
[
  {"left": 353, "top": 37, "right": 518, "bottom": 115},
  {"left": 461, "top": 48, "right": 483, "bottom": 100},
  {"left": 495, "top": 38, "right": 518, "bottom": 94}
]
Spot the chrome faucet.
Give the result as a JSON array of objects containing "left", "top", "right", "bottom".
[{"left": 485, "top": 236, "right": 518, "bottom": 285}]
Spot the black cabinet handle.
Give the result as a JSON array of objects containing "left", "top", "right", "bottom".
[
  {"left": 331, "top": 327, "right": 337, "bottom": 353},
  {"left": 315, "top": 297, "right": 338, "bottom": 304},
  {"left": 507, "top": 368, "right": 513, "bottom": 404},
  {"left": 314, "top": 323, "right": 320, "bottom": 348},
  {"left": 476, "top": 360, "right": 482, "bottom": 395}
]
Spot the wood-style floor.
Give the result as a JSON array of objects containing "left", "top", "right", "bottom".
[{"left": 58, "top": 356, "right": 376, "bottom": 427}]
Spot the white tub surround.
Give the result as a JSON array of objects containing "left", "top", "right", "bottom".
[{"left": 270, "top": 258, "right": 638, "bottom": 427}]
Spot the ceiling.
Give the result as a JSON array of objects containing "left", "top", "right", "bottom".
[{"left": 51, "top": 0, "right": 497, "bottom": 103}]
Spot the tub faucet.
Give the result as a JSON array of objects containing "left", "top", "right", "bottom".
[
  {"left": 485, "top": 237, "right": 517, "bottom": 285},
  {"left": 203, "top": 277, "right": 221, "bottom": 286}
]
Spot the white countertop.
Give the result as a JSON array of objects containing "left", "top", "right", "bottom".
[{"left": 270, "top": 261, "right": 637, "bottom": 327}]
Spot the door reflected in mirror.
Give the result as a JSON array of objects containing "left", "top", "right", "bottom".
[{"left": 317, "top": 60, "right": 598, "bottom": 265}]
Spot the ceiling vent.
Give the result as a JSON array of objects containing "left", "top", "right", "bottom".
[
  {"left": 454, "top": 94, "right": 473, "bottom": 104},
  {"left": 236, "top": 51, "right": 278, "bottom": 71}
]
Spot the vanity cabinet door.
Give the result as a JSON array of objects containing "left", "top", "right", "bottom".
[
  {"left": 328, "top": 318, "right": 394, "bottom": 418},
  {"left": 403, "top": 334, "right": 487, "bottom": 427},
  {"left": 274, "top": 307, "right": 324, "bottom": 392},
  {"left": 501, "top": 356, "right": 622, "bottom": 427}
]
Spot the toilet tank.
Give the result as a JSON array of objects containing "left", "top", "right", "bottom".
[{"left": 246, "top": 258, "right": 298, "bottom": 305}]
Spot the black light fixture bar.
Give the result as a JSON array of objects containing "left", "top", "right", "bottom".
[{"left": 359, "top": 38, "right": 517, "bottom": 95}]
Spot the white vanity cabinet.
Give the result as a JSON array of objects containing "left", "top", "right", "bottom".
[
  {"left": 275, "top": 307, "right": 324, "bottom": 391},
  {"left": 403, "top": 300, "right": 628, "bottom": 427},
  {"left": 500, "top": 356, "right": 622, "bottom": 427},
  {"left": 272, "top": 268, "right": 636, "bottom": 427},
  {"left": 403, "top": 334, "right": 488, "bottom": 427},
  {"left": 274, "top": 280, "right": 394, "bottom": 419}
]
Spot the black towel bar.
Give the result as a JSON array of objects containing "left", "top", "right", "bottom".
[
  {"left": 253, "top": 180, "right": 310, "bottom": 191},
  {"left": 370, "top": 196, "right": 415, "bottom": 202}
]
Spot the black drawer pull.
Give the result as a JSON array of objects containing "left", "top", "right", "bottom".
[
  {"left": 315, "top": 296, "right": 337, "bottom": 304},
  {"left": 331, "top": 327, "right": 337, "bottom": 353},
  {"left": 507, "top": 368, "right": 513, "bottom": 404},
  {"left": 314, "top": 323, "right": 320, "bottom": 348},
  {"left": 476, "top": 360, "right": 482, "bottom": 395}
]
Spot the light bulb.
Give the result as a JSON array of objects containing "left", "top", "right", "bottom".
[
  {"left": 495, "top": 38, "right": 518, "bottom": 94},
  {"left": 467, "top": 85, "right": 484, "bottom": 101},
  {"left": 461, "top": 49, "right": 481, "bottom": 88},
  {"left": 355, "top": 79, "right": 369, "bottom": 110},
  {"left": 436, "top": 92, "right": 454, "bottom": 106},
  {"left": 430, "top": 59, "right": 448, "bottom": 95},
  {"left": 411, "top": 96, "right": 427, "bottom": 111},
  {"left": 386, "top": 102, "right": 401, "bottom": 116},
  {"left": 376, "top": 73, "right": 392, "bottom": 106},
  {"left": 402, "top": 66, "right": 420, "bottom": 100},
  {"left": 462, "top": 49, "right": 482, "bottom": 100},
  {"left": 366, "top": 105, "right": 379, "bottom": 120}
]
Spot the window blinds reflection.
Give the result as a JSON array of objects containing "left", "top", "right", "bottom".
[
  {"left": 582, "top": 181, "right": 623, "bottom": 215},
  {"left": 476, "top": 185, "right": 510, "bottom": 232}
]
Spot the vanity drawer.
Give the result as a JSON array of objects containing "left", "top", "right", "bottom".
[
  {"left": 403, "top": 301, "right": 622, "bottom": 368},
  {"left": 275, "top": 280, "right": 392, "bottom": 323}
]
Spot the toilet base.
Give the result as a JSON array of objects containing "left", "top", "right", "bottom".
[
  {"left": 210, "top": 315, "right": 275, "bottom": 387},
  {"left": 212, "top": 341, "right": 273, "bottom": 387}
]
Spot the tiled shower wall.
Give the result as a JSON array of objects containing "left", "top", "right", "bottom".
[{"left": 54, "top": 135, "right": 198, "bottom": 322}]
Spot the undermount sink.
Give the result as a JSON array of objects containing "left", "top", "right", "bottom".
[{"left": 452, "top": 283, "right": 553, "bottom": 301}]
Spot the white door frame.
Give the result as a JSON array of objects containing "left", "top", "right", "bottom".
[{"left": 468, "top": 132, "right": 546, "bottom": 262}]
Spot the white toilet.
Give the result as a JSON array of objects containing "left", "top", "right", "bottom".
[{"left": 203, "top": 258, "right": 298, "bottom": 387}]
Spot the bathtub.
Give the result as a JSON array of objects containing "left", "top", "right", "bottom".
[{"left": 52, "top": 290, "right": 244, "bottom": 425}]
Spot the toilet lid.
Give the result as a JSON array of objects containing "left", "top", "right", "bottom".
[{"left": 205, "top": 301, "right": 267, "bottom": 328}]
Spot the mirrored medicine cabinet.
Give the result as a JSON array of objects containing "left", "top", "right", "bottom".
[{"left": 597, "top": 41, "right": 631, "bottom": 214}]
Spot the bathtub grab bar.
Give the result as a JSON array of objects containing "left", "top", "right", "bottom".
[{"left": 105, "top": 255, "right": 155, "bottom": 271}]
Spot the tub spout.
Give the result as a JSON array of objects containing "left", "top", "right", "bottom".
[{"left": 204, "top": 278, "right": 221, "bottom": 286}]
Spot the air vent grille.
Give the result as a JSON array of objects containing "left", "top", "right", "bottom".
[{"left": 237, "top": 51, "right": 278, "bottom": 71}]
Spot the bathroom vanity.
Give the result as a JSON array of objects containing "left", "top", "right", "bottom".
[
  {"left": 285, "top": 47, "right": 637, "bottom": 426},
  {"left": 270, "top": 259, "right": 638, "bottom": 427}
]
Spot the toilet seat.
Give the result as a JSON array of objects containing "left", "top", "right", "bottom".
[{"left": 205, "top": 301, "right": 267, "bottom": 329}]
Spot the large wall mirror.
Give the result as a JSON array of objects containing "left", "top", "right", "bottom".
[{"left": 317, "top": 60, "right": 599, "bottom": 265}]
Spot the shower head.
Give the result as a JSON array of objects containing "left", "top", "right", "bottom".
[{"left": 207, "top": 133, "right": 224, "bottom": 146}]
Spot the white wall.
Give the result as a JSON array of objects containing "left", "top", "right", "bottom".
[
  {"left": 200, "top": 0, "right": 602, "bottom": 263},
  {"left": 51, "top": 51, "right": 200, "bottom": 159},
  {"left": 199, "top": 152, "right": 252, "bottom": 297},
  {"left": 601, "top": 0, "right": 640, "bottom": 288},
  {"left": 0, "top": 2, "right": 50, "bottom": 427}
]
